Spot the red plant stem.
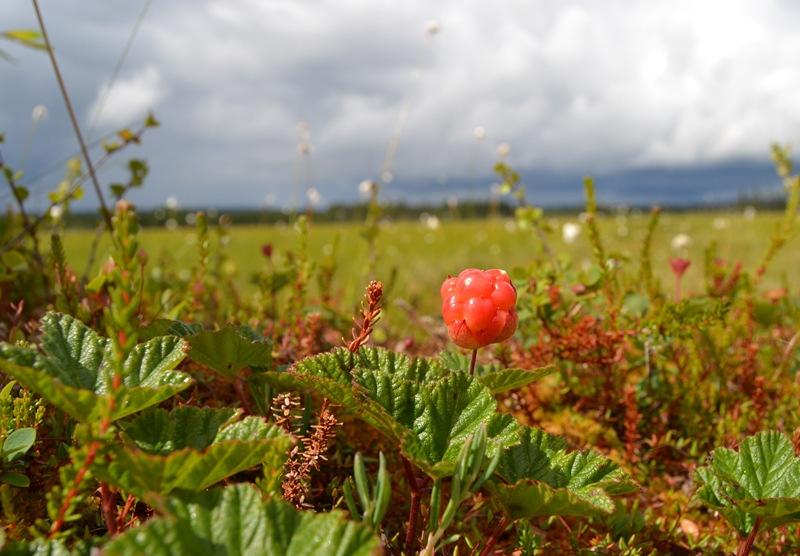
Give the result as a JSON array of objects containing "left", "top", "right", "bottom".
[
  {"left": 50, "top": 385, "right": 115, "bottom": 537},
  {"left": 117, "top": 494, "right": 136, "bottom": 530},
  {"left": 477, "top": 515, "right": 511, "bottom": 556},
  {"left": 48, "top": 439, "right": 100, "bottom": 537},
  {"left": 99, "top": 482, "right": 118, "bottom": 537},
  {"left": 675, "top": 276, "right": 682, "bottom": 303},
  {"left": 736, "top": 518, "right": 761, "bottom": 556},
  {"left": 402, "top": 456, "right": 421, "bottom": 554},
  {"left": 469, "top": 348, "right": 478, "bottom": 376},
  {"left": 233, "top": 377, "right": 253, "bottom": 415}
]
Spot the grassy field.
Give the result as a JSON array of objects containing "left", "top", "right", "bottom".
[{"left": 60, "top": 210, "right": 795, "bottom": 317}]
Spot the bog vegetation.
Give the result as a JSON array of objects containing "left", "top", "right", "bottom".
[{"left": 3, "top": 18, "right": 800, "bottom": 556}]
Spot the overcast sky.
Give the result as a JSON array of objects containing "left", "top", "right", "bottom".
[{"left": 1, "top": 0, "right": 799, "bottom": 210}]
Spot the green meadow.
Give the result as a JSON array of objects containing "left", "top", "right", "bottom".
[{"left": 61, "top": 210, "right": 795, "bottom": 316}]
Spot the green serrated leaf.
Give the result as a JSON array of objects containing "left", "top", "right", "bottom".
[
  {"left": 695, "top": 430, "right": 800, "bottom": 534},
  {"left": 103, "top": 484, "right": 380, "bottom": 556},
  {"left": 3, "top": 427, "right": 36, "bottom": 461},
  {"left": 139, "top": 319, "right": 204, "bottom": 341},
  {"left": 437, "top": 351, "right": 554, "bottom": 393},
  {"left": 2, "top": 538, "right": 93, "bottom": 555},
  {"left": 477, "top": 366, "right": 555, "bottom": 394},
  {"left": 0, "top": 312, "right": 192, "bottom": 422},
  {"left": 267, "top": 347, "right": 519, "bottom": 478},
  {"left": 187, "top": 327, "right": 272, "bottom": 377},
  {"left": 489, "top": 428, "right": 636, "bottom": 519},
  {"left": 94, "top": 407, "right": 292, "bottom": 497}
]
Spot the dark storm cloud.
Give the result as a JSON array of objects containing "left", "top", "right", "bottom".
[{"left": 2, "top": 0, "right": 799, "bottom": 210}]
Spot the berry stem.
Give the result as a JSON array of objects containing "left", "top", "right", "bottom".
[
  {"left": 402, "top": 456, "right": 421, "bottom": 554},
  {"left": 736, "top": 517, "right": 761, "bottom": 556},
  {"left": 469, "top": 348, "right": 478, "bottom": 375},
  {"left": 478, "top": 515, "right": 511, "bottom": 556}
]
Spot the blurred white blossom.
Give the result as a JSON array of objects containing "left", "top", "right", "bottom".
[
  {"left": 165, "top": 196, "right": 179, "bottom": 210},
  {"left": 425, "top": 20, "right": 440, "bottom": 35},
  {"left": 306, "top": 187, "right": 321, "bottom": 206},
  {"left": 743, "top": 205, "right": 757, "bottom": 220},
  {"left": 712, "top": 217, "right": 729, "bottom": 230},
  {"left": 32, "top": 105, "right": 48, "bottom": 123},
  {"left": 495, "top": 142, "right": 510, "bottom": 158},
  {"left": 473, "top": 126, "right": 486, "bottom": 140},
  {"left": 562, "top": 222, "right": 581, "bottom": 243},
  {"left": 420, "top": 213, "right": 440, "bottom": 230},
  {"left": 671, "top": 233, "right": 692, "bottom": 251},
  {"left": 381, "top": 170, "right": 393, "bottom": 184},
  {"left": 359, "top": 179, "right": 375, "bottom": 196},
  {"left": 49, "top": 205, "right": 63, "bottom": 220}
]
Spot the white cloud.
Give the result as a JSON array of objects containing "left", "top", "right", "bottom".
[
  {"left": 4, "top": 0, "right": 800, "bottom": 206},
  {"left": 88, "top": 66, "right": 166, "bottom": 127}
]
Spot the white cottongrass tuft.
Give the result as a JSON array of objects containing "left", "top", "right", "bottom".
[
  {"left": 165, "top": 196, "right": 179, "bottom": 210},
  {"left": 306, "top": 187, "right": 321, "bottom": 206},
  {"left": 359, "top": 180, "right": 375, "bottom": 196},
  {"left": 495, "top": 142, "right": 510, "bottom": 158},
  {"left": 425, "top": 20, "right": 440, "bottom": 35},
  {"left": 49, "top": 205, "right": 63, "bottom": 220},
  {"left": 473, "top": 126, "right": 486, "bottom": 140},
  {"left": 671, "top": 233, "right": 692, "bottom": 251},
  {"left": 712, "top": 217, "right": 729, "bottom": 230},
  {"left": 420, "top": 213, "right": 440, "bottom": 230},
  {"left": 743, "top": 205, "right": 757, "bottom": 220},
  {"left": 562, "top": 222, "right": 581, "bottom": 243},
  {"left": 32, "top": 105, "right": 48, "bottom": 123}
]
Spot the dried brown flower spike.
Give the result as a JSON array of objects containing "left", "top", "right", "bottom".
[{"left": 346, "top": 280, "right": 383, "bottom": 353}]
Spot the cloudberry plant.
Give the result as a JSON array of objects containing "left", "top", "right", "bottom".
[{"left": 441, "top": 268, "right": 518, "bottom": 373}]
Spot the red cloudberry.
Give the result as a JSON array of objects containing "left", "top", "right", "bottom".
[{"left": 440, "top": 268, "right": 518, "bottom": 349}]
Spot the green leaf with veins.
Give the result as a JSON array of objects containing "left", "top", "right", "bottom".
[
  {"left": 3, "top": 427, "right": 36, "bottom": 462},
  {"left": 187, "top": 326, "right": 272, "bottom": 377},
  {"left": 93, "top": 407, "right": 292, "bottom": 498},
  {"left": 267, "top": 347, "right": 519, "bottom": 478},
  {"left": 103, "top": 484, "right": 380, "bottom": 556},
  {"left": 438, "top": 350, "right": 555, "bottom": 394},
  {"left": 695, "top": 430, "right": 800, "bottom": 535},
  {"left": 0, "top": 312, "right": 192, "bottom": 422},
  {"left": 489, "top": 428, "right": 636, "bottom": 519}
]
